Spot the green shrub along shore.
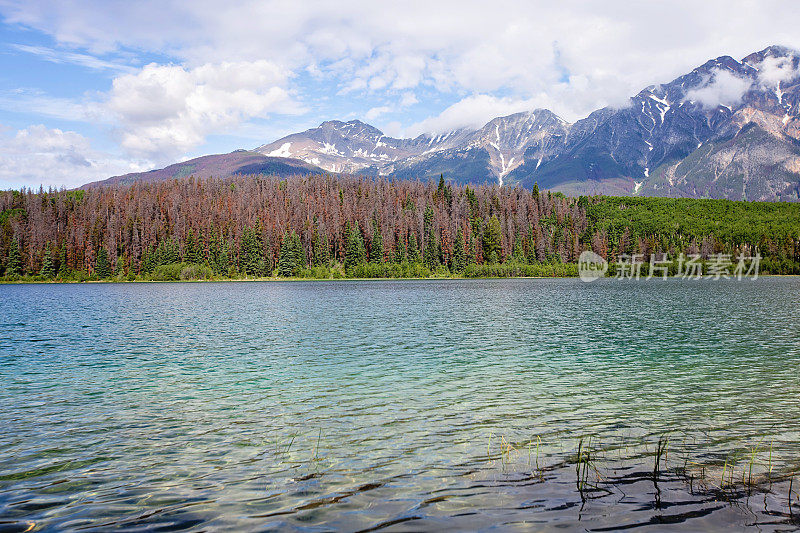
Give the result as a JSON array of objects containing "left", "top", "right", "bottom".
[{"left": 1, "top": 174, "right": 799, "bottom": 283}]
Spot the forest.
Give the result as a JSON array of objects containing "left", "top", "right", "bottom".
[{"left": 1, "top": 174, "right": 799, "bottom": 281}]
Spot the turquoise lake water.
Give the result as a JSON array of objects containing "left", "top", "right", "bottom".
[{"left": 1, "top": 278, "right": 799, "bottom": 531}]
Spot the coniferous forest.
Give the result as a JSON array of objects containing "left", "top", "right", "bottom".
[{"left": 1, "top": 174, "right": 799, "bottom": 281}]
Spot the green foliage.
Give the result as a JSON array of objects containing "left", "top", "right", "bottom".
[
  {"left": 482, "top": 215, "right": 502, "bottom": 264},
  {"left": 407, "top": 232, "right": 420, "bottom": 263},
  {"left": 95, "top": 247, "right": 111, "bottom": 279},
  {"left": 277, "top": 231, "right": 303, "bottom": 277},
  {"left": 6, "top": 238, "right": 21, "bottom": 277},
  {"left": 180, "top": 263, "right": 214, "bottom": 280},
  {"left": 183, "top": 229, "right": 203, "bottom": 264},
  {"left": 344, "top": 223, "right": 367, "bottom": 273},
  {"left": 39, "top": 245, "right": 55, "bottom": 278},
  {"left": 312, "top": 229, "right": 330, "bottom": 266},
  {"left": 586, "top": 196, "right": 800, "bottom": 246},
  {"left": 532, "top": 182, "right": 540, "bottom": 199},
  {"left": 452, "top": 227, "right": 466, "bottom": 273},
  {"left": 423, "top": 205, "right": 439, "bottom": 268},
  {"left": 57, "top": 245, "right": 69, "bottom": 278},
  {"left": 150, "top": 263, "right": 183, "bottom": 281},
  {"left": 463, "top": 261, "right": 578, "bottom": 278},
  {"left": 347, "top": 261, "right": 432, "bottom": 279},
  {"left": 0, "top": 208, "right": 25, "bottom": 226},
  {"left": 241, "top": 226, "right": 266, "bottom": 276},
  {"left": 370, "top": 218, "right": 383, "bottom": 263},
  {"left": 394, "top": 232, "right": 407, "bottom": 263}
]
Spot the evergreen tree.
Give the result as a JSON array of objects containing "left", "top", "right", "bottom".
[
  {"left": 278, "top": 231, "right": 303, "bottom": 276},
  {"left": 216, "top": 241, "right": 230, "bottom": 275},
  {"left": 532, "top": 182, "right": 540, "bottom": 199},
  {"left": 408, "top": 232, "right": 420, "bottom": 263},
  {"left": 241, "top": 227, "right": 265, "bottom": 276},
  {"left": 344, "top": 223, "right": 366, "bottom": 272},
  {"left": 58, "top": 244, "right": 69, "bottom": 278},
  {"left": 423, "top": 206, "right": 439, "bottom": 268},
  {"left": 467, "top": 234, "right": 478, "bottom": 266},
  {"left": 183, "top": 229, "right": 202, "bottom": 264},
  {"left": 96, "top": 247, "right": 111, "bottom": 279},
  {"left": 370, "top": 218, "right": 383, "bottom": 263},
  {"left": 39, "top": 245, "right": 55, "bottom": 278},
  {"left": 512, "top": 235, "right": 525, "bottom": 262},
  {"left": 452, "top": 227, "right": 466, "bottom": 273},
  {"left": 395, "top": 232, "right": 407, "bottom": 263},
  {"left": 313, "top": 229, "right": 330, "bottom": 266},
  {"left": 6, "top": 238, "right": 22, "bottom": 277},
  {"left": 526, "top": 227, "right": 538, "bottom": 264},
  {"left": 483, "top": 215, "right": 502, "bottom": 264}
]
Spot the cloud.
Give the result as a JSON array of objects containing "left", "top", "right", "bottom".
[
  {"left": 407, "top": 94, "right": 557, "bottom": 136},
  {"left": 756, "top": 53, "right": 800, "bottom": 89},
  {"left": 365, "top": 105, "right": 391, "bottom": 120},
  {"left": 106, "top": 60, "right": 305, "bottom": 162},
  {"left": 0, "top": 88, "right": 102, "bottom": 122},
  {"left": 684, "top": 69, "right": 753, "bottom": 109},
  {"left": 0, "top": 125, "right": 145, "bottom": 188},
  {"left": 3, "top": 0, "right": 800, "bottom": 180},
  {"left": 5, "top": 1, "right": 800, "bottom": 123},
  {"left": 400, "top": 92, "right": 418, "bottom": 107},
  {"left": 9, "top": 44, "right": 135, "bottom": 72}
]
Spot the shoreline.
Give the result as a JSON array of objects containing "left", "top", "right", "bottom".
[{"left": 3, "top": 273, "right": 798, "bottom": 284}]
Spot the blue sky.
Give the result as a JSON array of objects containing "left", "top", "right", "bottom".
[{"left": 1, "top": 0, "right": 799, "bottom": 189}]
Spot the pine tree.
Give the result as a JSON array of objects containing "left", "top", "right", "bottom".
[
  {"left": 408, "top": 232, "right": 420, "bottom": 263},
  {"left": 532, "top": 182, "right": 540, "bottom": 199},
  {"left": 467, "top": 234, "right": 477, "bottom": 266},
  {"left": 483, "top": 215, "right": 502, "bottom": 264},
  {"left": 183, "top": 229, "right": 202, "bottom": 264},
  {"left": 370, "top": 218, "right": 383, "bottom": 263},
  {"left": 423, "top": 206, "right": 439, "bottom": 268},
  {"left": 241, "top": 227, "right": 265, "bottom": 276},
  {"left": 452, "top": 227, "right": 466, "bottom": 273},
  {"left": 96, "top": 247, "right": 111, "bottom": 279},
  {"left": 344, "top": 223, "right": 366, "bottom": 272},
  {"left": 313, "top": 229, "right": 330, "bottom": 266},
  {"left": 40, "top": 245, "right": 55, "bottom": 278},
  {"left": 58, "top": 244, "right": 69, "bottom": 278},
  {"left": 512, "top": 235, "right": 524, "bottom": 262},
  {"left": 395, "top": 232, "right": 407, "bottom": 263},
  {"left": 6, "top": 238, "right": 21, "bottom": 277},
  {"left": 278, "top": 231, "right": 303, "bottom": 277}
]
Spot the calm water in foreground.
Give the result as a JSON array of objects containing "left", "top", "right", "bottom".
[{"left": 1, "top": 278, "right": 800, "bottom": 531}]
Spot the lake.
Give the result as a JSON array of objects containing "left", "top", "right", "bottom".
[{"left": 1, "top": 278, "right": 799, "bottom": 531}]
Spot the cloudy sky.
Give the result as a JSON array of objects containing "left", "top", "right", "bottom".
[{"left": 0, "top": 0, "right": 799, "bottom": 188}]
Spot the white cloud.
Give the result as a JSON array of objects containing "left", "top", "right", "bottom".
[
  {"left": 400, "top": 92, "right": 418, "bottom": 107},
  {"left": 407, "top": 94, "right": 556, "bottom": 136},
  {"left": 685, "top": 69, "right": 753, "bottom": 109},
  {"left": 756, "top": 54, "right": 800, "bottom": 89},
  {"left": 3, "top": 0, "right": 800, "bottom": 178},
  {"left": 0, "top": 125, "right": 145, "bottom": 188},
  {"left": 5, "top": 1, "right": 800, "bottom": 123},
  {"left": 365, "top": 105, "right": 391, "bottom": 120},
  {"left": 0, "top": 89, "right": 102, "bottom": 122},
  {"left": 10, "top": 44, "right": 135, "bottom": 72},
  {"left": 106, "top": 60, "right": 305, "bottom": 162}
]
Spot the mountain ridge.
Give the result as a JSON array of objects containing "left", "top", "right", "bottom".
[{"left": 93, "top": 45, "right": 800, "bottom": 201}]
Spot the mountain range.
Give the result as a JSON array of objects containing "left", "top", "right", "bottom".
[{"left": 88, "top": 45, "right": 800, "bottom": 201}]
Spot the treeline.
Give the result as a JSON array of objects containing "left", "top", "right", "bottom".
[{"left": 0, "top": 174, "right": 798, "bottom": 281}]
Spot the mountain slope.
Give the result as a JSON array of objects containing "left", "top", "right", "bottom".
[
  {"left": 86, "top": 45, "right": 800, "bottom": 201},
  {"left": 84, "top": 150, "right": 324, "bottom": 188}
]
